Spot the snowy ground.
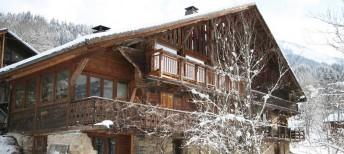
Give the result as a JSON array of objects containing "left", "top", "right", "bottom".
[
  {"left": 0, "top": 136, "right": 22, "bottom": 154},
  {"left": 291, "top": 141, "right": 334, "bottom": 154}
]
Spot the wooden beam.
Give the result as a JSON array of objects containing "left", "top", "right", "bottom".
[
  {"left": 0, "top": 33, "right": 5, "bottom": 68},
  {"left": 116, "top": 46, "right": 143, "bottom": 78},
  {"left": 182, "top": 27, "right": 194, "bottom": 46},
  {"left": 70, "top": 58, "right": 89, "bottom": 86},
  {"left": 130, "top": 87, "right": 137, "bottom": 102}
]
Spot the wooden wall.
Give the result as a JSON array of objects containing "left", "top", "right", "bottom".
[{"left": 8, "top": 48, "right": 136, "bottom": 132}]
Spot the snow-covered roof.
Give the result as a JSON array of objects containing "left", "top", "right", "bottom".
[
  {"left": 0, "top": 3, "right": 256, "bottom": 76},
  {"left": 324, "top": 111, "right": 344, "bottom": 123},
  {"left": 0, "top": 28, "right": 39, "bottom": 54}
]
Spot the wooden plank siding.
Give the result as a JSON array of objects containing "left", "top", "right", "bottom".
[{"left": 8, "top": 48, "right": 136, "bottom": 132}]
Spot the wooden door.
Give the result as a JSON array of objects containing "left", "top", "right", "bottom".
[{"left": 115, "top": 135, "right": 131, "bottom": 154}]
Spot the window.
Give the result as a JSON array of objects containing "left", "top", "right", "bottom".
[
  {"left": 14, "top": 84, "right": 25, "bottom": 107},
  {"left": 103, "top": 80, "right": 113, "bottom": 99},
  {"left": 90, "top": 77, "right": 101, "bottom": 97},
  {"left": 173, "top": 139, "right": 183, "bottom": 154},
  {"left": 56, "top": 70, "right": 69, "bottom": 100},
  {"left": 75, "top": 75, "right": 87, "bottom": 100},
  {"left": 94, "top": 138, "right": 104, "bottom": 154},
  {"left": 41, "top": 74, "right": 54, "bottom": 103},
  {"left": 109, "top": 138, "right": 116, "bottom": 154},
  {"left": 117, "top": 82, "right": 128, "bottom": 98},
  {"left": 26, "top": 78, "right": 36, "bottom": 105}
]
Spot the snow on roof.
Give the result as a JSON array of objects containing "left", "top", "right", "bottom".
[
  {"left": 324, "top": 111, "right": 344, "bottom": 122},
  {"left": 0, "top": 3, "right": 256, "bottom": 76},
  {"left": 0, "top": 28, "right": 39, "bottom": 54}
]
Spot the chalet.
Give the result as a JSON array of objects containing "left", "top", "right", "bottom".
[
  {"left": 0, "top": 3, "right": 305, "bottom": 154},
  {"left": 0, "top": 28, "right": 39, "bottom": 133}
]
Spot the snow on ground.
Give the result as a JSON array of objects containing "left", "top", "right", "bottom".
[
  {"left": 291, "top": 141, "right": 332, "bottom": 154},
  {"left": 0, "top": 136, "right": 21, "bottom": 154}
]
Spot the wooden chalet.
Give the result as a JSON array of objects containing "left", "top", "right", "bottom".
[
  {"left": 0, "top": 28, "right": 39, "bottom": 133},
  {"left": 0, "top": 4, "right": 305, "bottom": 154}
]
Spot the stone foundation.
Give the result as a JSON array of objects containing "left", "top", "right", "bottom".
[
  {"left": 7, "top": 132, "right": 33, "bottom": 154},
  {"left": 47, "top": 131, "right": 96, "bottom": 154}
]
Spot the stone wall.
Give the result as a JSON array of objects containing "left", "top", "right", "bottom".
[
  {"left": 7, "top": 132, "right": 33, "bottom": 154},
  {"left": 132, "top": 135, "right": 212, "bottom": 154},
  {"left": 47, "top": 131, "right": 96, "bottom": 154}
]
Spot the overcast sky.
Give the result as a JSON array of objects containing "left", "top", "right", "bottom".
[{"left": 1, "top": 0, "right": 344, "bottom": 63}]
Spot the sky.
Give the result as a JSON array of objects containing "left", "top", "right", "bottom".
[{"left": 1, "top": 0, "right": 344, "bottom": 63}]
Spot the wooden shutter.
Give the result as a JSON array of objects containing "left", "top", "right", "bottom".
[{"left": 161, "top": 92, "right": 173, "bottom": 109}]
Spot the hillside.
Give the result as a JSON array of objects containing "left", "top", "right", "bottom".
[{"left": 0, "top": 12, "right": 92, "bottom": 52}]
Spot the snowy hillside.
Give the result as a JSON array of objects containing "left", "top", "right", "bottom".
[{"left": 0, "top": 12, "right": 92, "bottom": 52}]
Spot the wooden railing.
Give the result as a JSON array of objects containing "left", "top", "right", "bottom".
[
  {"left": 252, "top": 90, "right": 298, "bottom": 112},
  {"left": 68, "top": 97, "right": 197, "bottom": 132},
  {"left": 150, "top": 50, "right": 298, "bottom": 113},
  {"left": 151, "top": 50, "right": 214, "bottom": 87},
  {"left": 68, "top": 97, "right": 304, "bottom": 142},
  {"left": 260, "top": 125, "right": 305, "bottom": 141}
]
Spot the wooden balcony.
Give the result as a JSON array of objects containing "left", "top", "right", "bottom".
[
  {"left": 150, "top": 49, "right": 216, "bottom": 88},
  {"left": 68, "top": 97, "right": 197, "bottom": 132},
  {"left": 260, "top": 125, "right": 305, "bottom": 142},
  {"left": 149, "top": 50, "right": 298, "bottom": 113}
]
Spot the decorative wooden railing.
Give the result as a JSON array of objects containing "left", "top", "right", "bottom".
[
  {"left": 68, "top": 97, "right": 197, "bottom": 132},
  {"left": 68, "top": 97, "right": 303, "bottom": 141},
  {"left": 260, "top": 125, "right": 305, "bottom": 141},
  {"left": 151, "top": 50, "right": 215, "bottom": 87}
]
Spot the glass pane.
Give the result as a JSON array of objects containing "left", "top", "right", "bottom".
[
  {"left": 26, "top": 78, "right": 36, "bottom": 105},
  {"left": 41, "top": 74, "right": 54, "bottom": 103},
  {"left": 90, "top": 77, "right": 101, "bottom": 97},
  {"left": 103, "top": 80, "right": 113, "bottom": 99},
  {"left": 15, "top": 84, "right": 25, "bottom": 107},
  {"left": 117, "top": 82, "right": 128, "bottom": 98},
  {"left": 109, "top": 138, "right": 116, "bottom": 154},
  {"left": 75, "top": 75, "right": 87, "bottom": 100},
  {"left": 0, "top": 87, "right": 4, "bottom": 104},
  {"left": 95, "top": 138, "right": 104, "bottom": 154},
  {"left": 56, "top": 70, "right": 69, "bottom": 100}
]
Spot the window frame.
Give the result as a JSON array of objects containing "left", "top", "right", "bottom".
[{"left": 73, "top": 73, "right": 120, "bottom": 100}]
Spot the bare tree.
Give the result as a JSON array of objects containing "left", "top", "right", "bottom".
[{"left": 183, "top": 11, "right": 291, "bottom": 153}]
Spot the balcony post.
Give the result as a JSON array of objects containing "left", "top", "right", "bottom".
[
  {"left": 204, "top": 68, "right": 207, "bottom": 86},
  {"left": 159, "top": 51, "right": 163, "bottom": 77},
  {"left": 195, "top": 64, "right": 198, "bottom": 84},
  {"left": 179, "top": 58, "right": 184, "bottom": 82}
]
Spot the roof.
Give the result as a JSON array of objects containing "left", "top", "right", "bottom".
[
  {"left": 0, "top": 3, "right": 256, "bottom": 76},
  {"left": 0, "top": 3, "right": 306, "bottom": 99},
  {"left": 0, "top": 28, "right": 39, "bottom": 55}
]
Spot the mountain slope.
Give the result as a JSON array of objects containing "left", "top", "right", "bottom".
[{"left": 0, "top": 12, "right": 92, "bottom": 52}]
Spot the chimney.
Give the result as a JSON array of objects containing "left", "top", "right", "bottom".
[
  {"left": 92, "top": 25, "right": 111, "bottom": 33},
  {"left": 185, "top": 6, "right": 198, "bottom": 15}
]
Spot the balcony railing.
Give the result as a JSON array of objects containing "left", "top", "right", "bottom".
[
  {"left": 252, "top": 90, "right": 298, "bottom": 112},
  {"left": 68, "top": 97, "right": 197, "bottom": 132},
  {"left": 69, "top": 97, "right": 304, "bottom": 141},
  {"left": 260, "top": 125, "right": 305, "bottom": 141},
  {"left": 151, "top": 50, "right": 215, "bottom": 87},
  {"left": 150, "top": 50, "right": 298, "bottom": 113}
]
